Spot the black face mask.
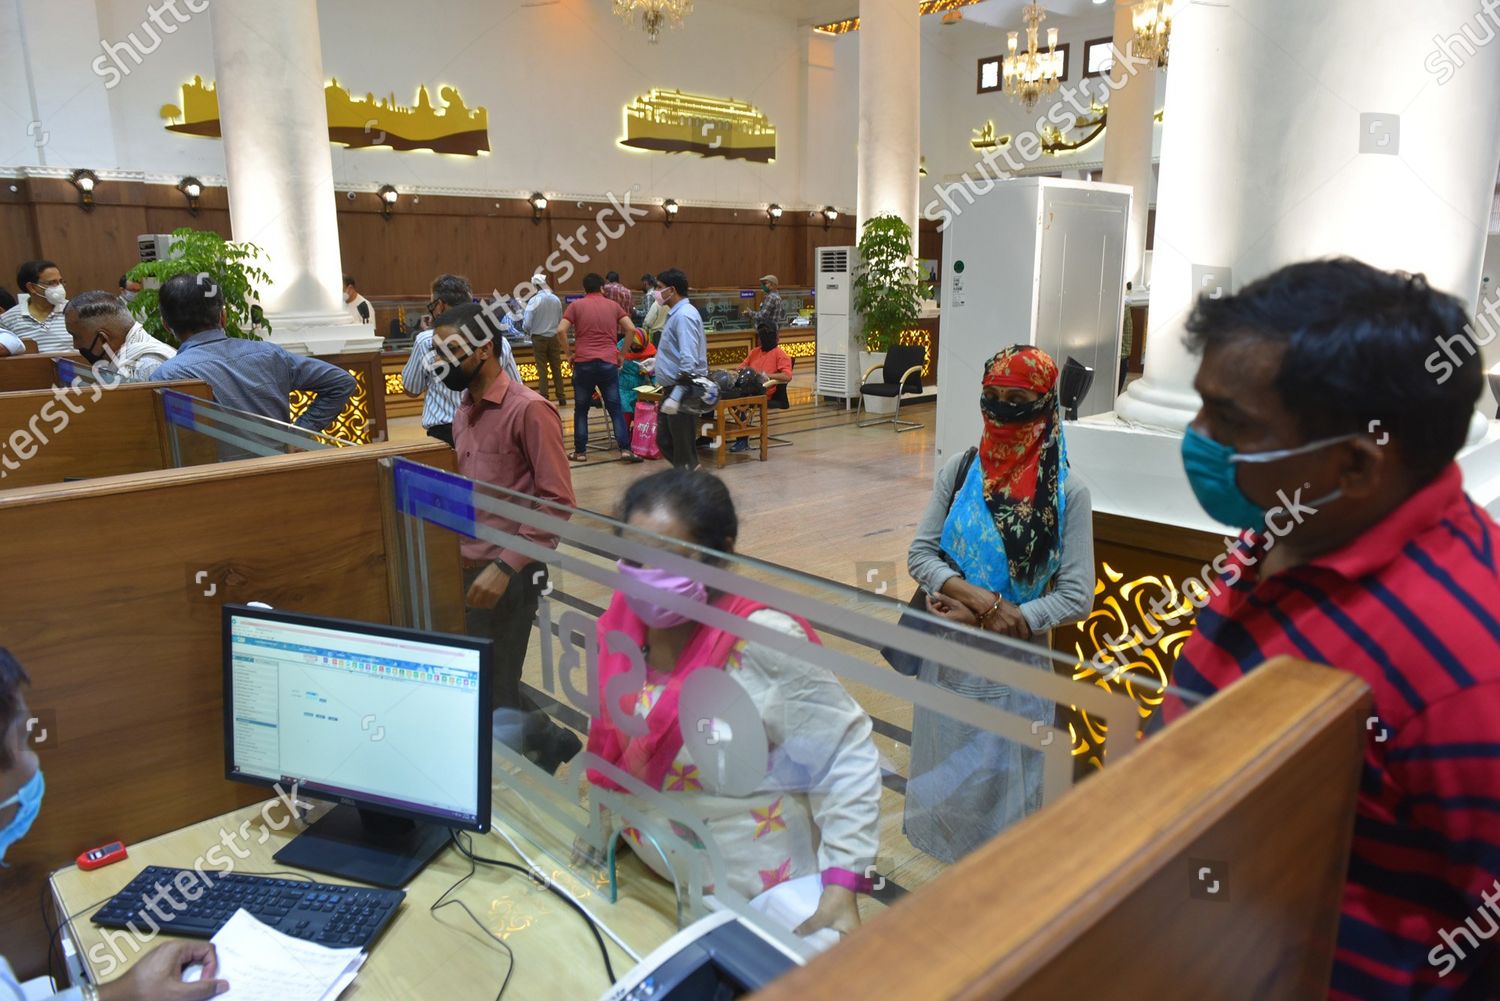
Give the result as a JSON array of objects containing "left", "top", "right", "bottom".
[
  {"left": 441, "top": 357, "right": 474, "bottom": 392},
  {"left": 981, "top": 394, "right": 1049, "bottom": 424},
  {"left": 78, "top": 333, "right": 108, "bottom": 366},
  {"left": 758, "top": 333, "right": 778, "bottom": 353}
]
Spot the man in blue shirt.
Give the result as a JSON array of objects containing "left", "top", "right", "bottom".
[
  {"left": 151, "top": 274, "right": 357, "bottom": 433},
  {"left": 653, "top": 268, "right": 708, "bottom": 469}
]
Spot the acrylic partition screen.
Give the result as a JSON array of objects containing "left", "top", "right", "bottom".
[
  {"left": 383, "top": 457, "right": 1208, "bottom": 963},
  {"left": 157, "top": 388, "right": 356, "bottom": 466}
]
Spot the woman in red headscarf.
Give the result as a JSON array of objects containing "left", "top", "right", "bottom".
[{"left": 901, "top": 344, "right": 1096, "bottom": 864}]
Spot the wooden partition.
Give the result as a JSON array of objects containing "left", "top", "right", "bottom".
[
  {"left": 0, "top": 439, "right": 460, "bottom": 978},
  {"left": 757, "top": 657, "right": 1370, "bottom": 1001},
  {"left": 0, "top": 352, "right": 77, "bottom": 393},
  {"left": 0, "top": 380, "right": 212, "bottom": 488}
]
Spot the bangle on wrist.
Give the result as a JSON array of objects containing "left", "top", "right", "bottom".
[{"left": 980, "top": 597, "right": 1004, "bottom": 621}]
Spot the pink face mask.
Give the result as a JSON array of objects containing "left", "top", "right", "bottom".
[{"left": 616, "top": 562, "right": 708, "bottom": 628}]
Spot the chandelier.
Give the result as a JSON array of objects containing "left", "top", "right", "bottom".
[
  {"left": 1133, "top": 0, "right": 1175, "bottom": 67},
  {"left": 1003, "top": 4, "right": 1061, "bottom": 111},
  {"left": 613, "top": 0, "right": 694, "bottom": 43}
]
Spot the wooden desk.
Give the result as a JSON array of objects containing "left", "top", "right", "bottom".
[
  {"left": 50, "top": 800, "right": 679, "bottom": 1001},
  {"left": 711, "top": 395, "right": 769, "bottom": 468}
]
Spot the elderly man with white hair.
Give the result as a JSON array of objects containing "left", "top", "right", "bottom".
[
  {"left": 63, "top": 290, "right": 176, "bottom": 381},
  {"left": 523, "top": 272, "right": 566, "bottom": 406}
]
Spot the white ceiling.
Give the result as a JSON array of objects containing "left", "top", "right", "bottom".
[{"left": 719, "top": 0, "right": 1113, "bottom": 29}]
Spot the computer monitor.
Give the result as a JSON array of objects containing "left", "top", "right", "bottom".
[{"left": 223, "top": 604, "right": 492, "bottom": 887}]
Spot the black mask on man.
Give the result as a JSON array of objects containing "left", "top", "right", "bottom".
[
  {"left": 78, "top": 333, "right": 109, "bottom": 366},
  {"left": 441, "top": 356, "right": 475, "bottom": 392}
]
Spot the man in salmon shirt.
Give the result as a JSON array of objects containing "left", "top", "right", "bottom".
[
  {"left": 434, "top": 303, "right": 581, "bottom": 774},
  {"left": 1166, "top": 257, "right": 1500, "bottom": 999}
]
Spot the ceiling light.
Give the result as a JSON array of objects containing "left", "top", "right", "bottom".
[{"left": 614, "top": 0, "right": 694, "bottom": 43}]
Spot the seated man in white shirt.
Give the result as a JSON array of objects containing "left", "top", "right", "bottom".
[
  {"left": 0, "top": 649, "right": 227, "bottom": 1001},
  {"left": 63, "top": 292, "right": 176, "bottom": 382},
  {"left": 0, "top": 260, "right": 72, "bottom": 354}
]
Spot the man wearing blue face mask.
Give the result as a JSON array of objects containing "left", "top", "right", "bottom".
[
  {"left": 1165, "top": 258, "right": 1500, "bottom": 1000},
  {"left": 0, "top": 650, "right": 229, "bottom": 1000}
]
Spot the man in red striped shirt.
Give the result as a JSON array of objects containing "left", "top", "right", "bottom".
[{"left": 1168, "top": 258, "right": 1500, "bottom": 999}]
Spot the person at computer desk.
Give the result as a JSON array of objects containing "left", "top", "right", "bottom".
[
  {"left": 583, "top": 470, "right": 881, "bottom": 936},
  {"left": 0, "top": 649, "right": 229, "bottom": 1001},
  {"left": 432, "top": 304, "right": 583, "bottom": 776}
]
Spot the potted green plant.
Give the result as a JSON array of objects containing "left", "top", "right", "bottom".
[
  {"left": 126, "top": 228, "right": 273, "bottom": 346},
  {"left": 851, "top": 214, "right": 923, "bottom": 413}
]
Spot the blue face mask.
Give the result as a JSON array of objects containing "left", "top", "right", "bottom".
[
  {"left": 0, "top": 769, "right": 43, "bottom": 864},
  {"left": 1181, "top": 427, "right": 1355, "bottom": 529}
]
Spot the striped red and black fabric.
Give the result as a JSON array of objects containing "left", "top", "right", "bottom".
[{"left": 1167, "top": 464, "right": 1500, "bottom": 1000}]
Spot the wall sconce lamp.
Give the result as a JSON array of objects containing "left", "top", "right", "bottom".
[
  {"left": 529, "top": 191, "right": 548, "bottom": 224},
  {"left": 767, "top": 203, "right": 783, "bottom": 228},
  {"left": 821, "top": 205, "right": 839, "bottom": 230},
  {"left": 71, "top": 169, "right": 98, "bottom": 209},
  {"left": 663, "top": 198, "right": 679, "bottom": 226},
  {"left": 178, "top": 176, "right": 203, "bottom": 216},
  {"left": 378, "top": 185, "right": 399, "bottom": 219}
]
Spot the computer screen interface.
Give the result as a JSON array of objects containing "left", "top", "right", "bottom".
[{"left": 224, "top": 608, "right": 489, "bottom": 830}]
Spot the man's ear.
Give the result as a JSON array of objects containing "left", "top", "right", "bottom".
[{"left": 1337, "top": 435, "right": 1390, "bottom": 501}]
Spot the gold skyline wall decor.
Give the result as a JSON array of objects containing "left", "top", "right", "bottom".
[
  {"left": 161, "top": 76, "right": 491, "bottom": 156},
  {"left": 815, "top": 0, "right": 984, "bottom": 35},
  {"left": 620, "top": 88, "right": 776, "bottom": 163}
]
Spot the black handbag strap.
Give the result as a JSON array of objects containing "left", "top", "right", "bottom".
[{"left": 947, "top": 447, "right": 979, "bottom": 515}]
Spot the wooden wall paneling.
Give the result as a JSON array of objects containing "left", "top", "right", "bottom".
[
  {"left": 6, "top": 178, "right": 947, "bottom": 302},
  {"left": 754, "top": 658, "right": 1370, "bottom": 1001},
  {"left": 0, "top": 439, "right": 458, "bottom": 979},
  {"left": 0, "top": 180, "right": 41, "bottom": 290}
]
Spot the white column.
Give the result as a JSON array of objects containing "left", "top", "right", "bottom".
[
  {"left": 857, "top": 0, "right": 921, "bottom": 243},
  {"left": 209, "top": 0, "right": 374, "bottom": 354},
  {"left": 1100, "top": 0, "right": 1156, "bottom": 287},
  {"left": 1116, "top": 0, "right": 1500, "bottom": 432}
]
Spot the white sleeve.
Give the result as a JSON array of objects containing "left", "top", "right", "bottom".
[
  {"left": 0, "top": 330, "right": 24, "bottom": 355},
  {"left": 738, "top": 610, "right": 882, "bottom": 878}
]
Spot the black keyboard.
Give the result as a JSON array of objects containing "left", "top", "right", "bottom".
[{"left": 92, "top": 866, "right": 404, "bottom": 950}]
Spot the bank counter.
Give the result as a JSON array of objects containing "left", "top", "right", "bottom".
[
  {"left": 375, "top": 288, "right": 822, "bottom": 419},
  {"left": 10, "top": 445, "right": 1372, "bottom": 1001}
]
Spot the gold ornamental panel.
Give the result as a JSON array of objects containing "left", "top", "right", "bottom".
[
  {"left": 289, "top": 367, "right": 372, "bottom": 445},
  {"left": 1059, "top": 562, "right": 1198, "bottom": 771}
]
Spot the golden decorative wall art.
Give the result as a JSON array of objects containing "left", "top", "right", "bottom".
[
  {"left": 1059, "top": 561, "right": 1198, "bottom": 771},
  {"left": 970, "top": 120, "right": 1013, "bottom": 151},
  {"left": 161, "top": 76, "right": 490, "bottom": 156},
  {"left": 815, "top": 0, "right": 984, "bottom": 34},
  {"left": 620, "top": 89, "right": 776, "bottom": 163}
]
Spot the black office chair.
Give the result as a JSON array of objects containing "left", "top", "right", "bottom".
[
  {"left": 857, "top": 344, "right": 926, "bottom": 432},
  {"left": 1059, "top": 357, "right": 1095, "bottom": 421},
  {"left": 768, "top": 357, "right": 794, "bottom": 447}
]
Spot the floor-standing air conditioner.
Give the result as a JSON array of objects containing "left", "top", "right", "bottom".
[{"left": 814, "top": 246, "right": 857, "bottom": 404}]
